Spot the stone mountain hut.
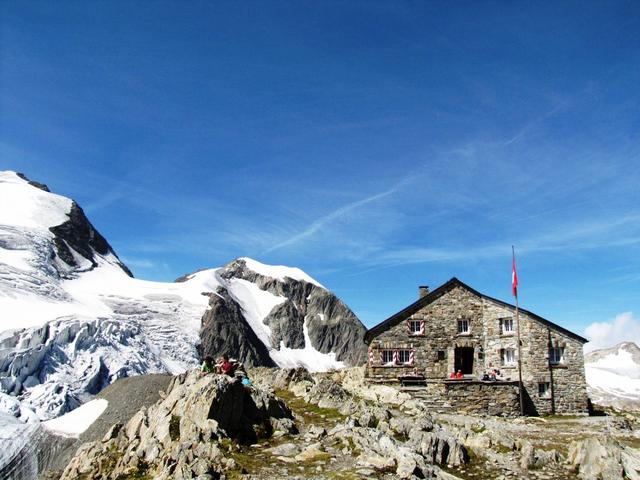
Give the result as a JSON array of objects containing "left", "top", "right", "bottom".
[{"left": 364, "top": 278, "right": 589, "bottom": 416}]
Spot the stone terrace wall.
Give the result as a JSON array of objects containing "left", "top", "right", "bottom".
[{"left": 405, "top": 380, "right": 520, "bottom": 417}]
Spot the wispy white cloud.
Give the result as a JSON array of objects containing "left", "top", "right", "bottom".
[
  {"left": 264, "top": 175, "right": 416, "bottom": 253},
  {"left": 352, "top": 213, "right": 640, "bottom": 269},
  {"left": 120, "top": 257, "right": 158, "bottom": 269},
  {"left": 584, "top": 312, "right": 640, "bottom": 353},
  {"left": 501, "top": 99, "right": 569, "bottom": 146}
]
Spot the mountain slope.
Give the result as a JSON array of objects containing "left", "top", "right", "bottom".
[
  {"left": 585, "top": 342, "right": 640, "bottom": 410},
  {"left": 0, "top": 170, "right": 367, "bottom": 423},
  {"left": 199, "top": 258, "right": 367, "bottom": 369}
]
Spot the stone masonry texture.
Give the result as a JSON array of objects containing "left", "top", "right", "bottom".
[{"left": 366, "top": 283, "right": 589, "bottom": 415}]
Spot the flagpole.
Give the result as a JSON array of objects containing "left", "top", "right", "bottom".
[{"left": 513, "top": 245, "right": 525, "bottom": 416}]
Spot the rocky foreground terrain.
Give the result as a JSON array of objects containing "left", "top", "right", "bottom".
[{"left": 52, "top": 367, "right": 640, "bottom": 480}]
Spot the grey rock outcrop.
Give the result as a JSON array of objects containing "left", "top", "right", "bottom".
[
  {"left": 60, "top": 370, "right": 294, "bottom": 480},
  {"left": 199, "top": 258, "right": 367, "bottom": 367},
  {"left": 49, "top": 201, "right": 132, "bottom": 277},
  {"left": 567, "top": 436, "right": 640, "bottom": 480},
  {"left": 198, "top": 287, "right": 276, "bottom": 367}
]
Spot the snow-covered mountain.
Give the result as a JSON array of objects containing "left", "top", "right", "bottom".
[
  {"left": 585, "top": 342, "right": 640, "bottom": 411},
  {"left": 0, "top": 170, "right": 366, "bottom": 424}
]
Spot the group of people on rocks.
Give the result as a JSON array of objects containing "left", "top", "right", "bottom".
[{"left": 200, "top": 354, "right": 252, "bottom": 385}]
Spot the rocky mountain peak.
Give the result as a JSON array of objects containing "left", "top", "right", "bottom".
[
  {"left": 585, "top": 341, "right": 640, "bottom": 363},
  {"left": 15, "top": 172, "right": 51, "bottom": 192},
  {"left": 0, "top": 170, "right": 131, "bottom": 278},
  {"left": 199, "top": 257, "right": 367, "bottom": 369}
]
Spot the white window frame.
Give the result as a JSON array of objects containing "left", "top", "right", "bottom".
[
  {"left": 381, "top": 349, "right": 395, "bottom": 365},
  {"left": 549, "top": 347, "right": 565, "bottom": 365},
  {"left": 502, "top": 318, "right": 514, "bottom": 334},
  {"left": 501, "top": 348, "right": 516, "bottom": 366},
  {"left": 457, "top": 319, "right": 470, "bottom": 335},
  {"left": 409, "top": 320, "right": 423, "bottom": 335},
  {"left": 538, "top": 382, "right": 551, "bottom": 398},
  {"left": 397, "top": 350, "right": 411, "bottom": 365}
]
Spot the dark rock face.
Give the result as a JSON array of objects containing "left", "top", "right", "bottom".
[
  {"left": 49, "top": 202, "right": 132, "bottom": 277},
  {"left": 199, "top": 259, "right": 367, "bottom": 368},
  {"left": 16, "top": 172, "right": 50, "bottom": 192},
  {"left": 198, "top": 287, "right": 276, "bottom": 367}
]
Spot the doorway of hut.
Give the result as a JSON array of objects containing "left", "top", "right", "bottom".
[{"left": 454, "top": 347, "right": 474, "bottom": 375}]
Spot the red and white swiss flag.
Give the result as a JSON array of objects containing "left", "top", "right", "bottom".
[{"left": 512, "top": 248, "right": 519, "bottom": 298}]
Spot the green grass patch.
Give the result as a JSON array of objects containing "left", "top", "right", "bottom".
[
  {"left": 275, "top": 389, "right": 345, "bottom": 426},
  {"left": 620, "top": 436, "right": 640, "bottom": 449},
  {"left": 169, "top": 414, "right": 180, "bottom": 441},
  {"left": 114, "top": 458, "right": 153, "bottom": 480}
]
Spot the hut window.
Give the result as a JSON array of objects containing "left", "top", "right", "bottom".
[
  {"left": 500, "top": 348, "right": 516, "bottom": 366},
  {"left": 408, "top": 320, "right": 424, "bottom": 335},
  {"left": 549, "top": 347, "right": 565, "bottom": 365},
  {"left": 381, "top": 350, "right": 395, "bottom": 365},
  {"left": 501, "top": 318, "right": 514, "bottom": 334},
  {"left": 457, "top": 319, "right": 470, "bottom": 334},
  {"left": 397, "top": 350, "right": 412, "bottom": 364},
  {"left": 538, "top": 382, "right": 551, "bottom": 398}
]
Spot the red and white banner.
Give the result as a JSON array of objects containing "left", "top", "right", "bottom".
[{"left": 512, "top": 248, "right": 519, "bottom": 298}]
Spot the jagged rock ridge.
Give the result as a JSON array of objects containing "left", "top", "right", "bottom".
[{"left": 199, "top": 258, "right": 368, "bottom": 368}]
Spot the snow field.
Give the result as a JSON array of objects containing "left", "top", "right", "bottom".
[{"left": 42, "top": 399, "right": 108, "bottom": 437}]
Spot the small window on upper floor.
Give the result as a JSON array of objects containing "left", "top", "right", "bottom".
[
  {"left": 549, "top": 347, "right": 565, "bottom": 365},
  {"left": 409, "top": 320, "right": 423, "bottom": 335},
  {"left": 501, "top": 318, "right": 514, "bottom": 334},
  {"left": 457, "top": 319, "right": 470, "bottom": 335}
]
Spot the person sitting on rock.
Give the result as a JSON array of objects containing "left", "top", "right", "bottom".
[
  {"left": 218, "top": 354, "right": 236, "bottom": 377},
  {"left": 200, "top": 356, "right": 214, "bottom": 374},
  {"left": 455, "top": 370, "right": 464, "bottom": 379}
]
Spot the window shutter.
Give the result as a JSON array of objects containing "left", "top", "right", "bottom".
[{"left": 420, "top": 321, "right": 425, "bottom": 335}]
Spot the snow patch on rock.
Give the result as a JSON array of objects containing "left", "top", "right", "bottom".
[{"left": 43, "top": 398, "right": 108, "bottom": 437}]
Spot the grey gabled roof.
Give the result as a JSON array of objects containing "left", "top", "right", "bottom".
[{"left": 364, "top": 277, "right": 588, "bottom": 344}]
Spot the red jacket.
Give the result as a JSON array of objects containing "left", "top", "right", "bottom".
[{"left": 221, "top": 361, "right": 235, "bottom": 376}]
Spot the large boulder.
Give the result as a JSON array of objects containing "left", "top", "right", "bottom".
[
  {"left": 567, "top": 436, "right": 639, "bottom": 480},
  {"left": 60, "top": 371, "right": 294, "bottom": 480}
]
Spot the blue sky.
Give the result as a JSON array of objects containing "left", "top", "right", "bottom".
[{"left": 1, "top": 1, "right": 639, "bottom": 347}]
